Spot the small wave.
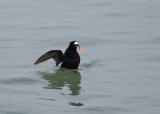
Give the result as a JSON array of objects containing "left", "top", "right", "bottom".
[
  {"left": 80, "top": 60, "right": 100, "bottom": 69},
  {"left": 69, "top": 102, "right": 84, "bottom": 106},
  {"left": 0, "top": 77, "right": 40, "bottom": 85}
]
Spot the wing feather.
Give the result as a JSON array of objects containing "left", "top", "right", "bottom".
[{"left": 34, "top": 50, "right": 63, "bottom": 66}]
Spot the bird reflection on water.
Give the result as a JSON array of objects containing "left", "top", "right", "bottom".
[{"left": 39, "top": 69, "right": 81, "bottom": 95}]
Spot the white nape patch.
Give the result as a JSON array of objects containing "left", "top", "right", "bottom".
[{"left": 74, "top": 42, "right": 78, "bottom": 45}]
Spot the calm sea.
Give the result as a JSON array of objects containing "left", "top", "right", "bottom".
[{"left": 0, "top": 0, "right": 160, "bottom": 114}]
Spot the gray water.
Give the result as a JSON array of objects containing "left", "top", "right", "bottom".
[{"left": 0, "top": 0, "right": 160, "bottom": 114}]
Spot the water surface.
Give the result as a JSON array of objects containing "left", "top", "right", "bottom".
[{"left": 0, "top": 0, "right": 160, "bottom": 114}]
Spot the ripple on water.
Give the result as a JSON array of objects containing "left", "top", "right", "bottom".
[
  {"left": 80, "top": 60, "right": 100, "bottom": 69},
  {"left": 145, "top": 56, "right": 160, "bottom": 62},
  {"left": 68, "top": 102, "right": 84, "bottom": 106},
  {"left": 0, "top": 77, "right": 40, "bottom": 85},
  {"left": 83, "top": 106, "right": 131, "bottom": 114}
]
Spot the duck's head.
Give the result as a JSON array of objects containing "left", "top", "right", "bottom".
[{"left": 69, "top": 41, "right": 83, "bottom": 51}]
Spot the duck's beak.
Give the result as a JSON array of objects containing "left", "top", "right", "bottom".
[{"left": 76, "top": 45, "right": 83, "bottom": 51}]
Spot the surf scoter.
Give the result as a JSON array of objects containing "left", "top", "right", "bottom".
[{"left": 34, "top": 41, "right": 83, "bottom": 69}]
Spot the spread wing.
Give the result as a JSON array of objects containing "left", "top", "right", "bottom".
[{"left": 34, "top": 50, "right": 63, "bottom": 66}]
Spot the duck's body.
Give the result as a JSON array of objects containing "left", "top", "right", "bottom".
[
  {"left": 34, "top": 41, "right": 83, "bottom": 69},
  {"left": 61, "top": 46, "right": 80, "bottom": 69}
]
